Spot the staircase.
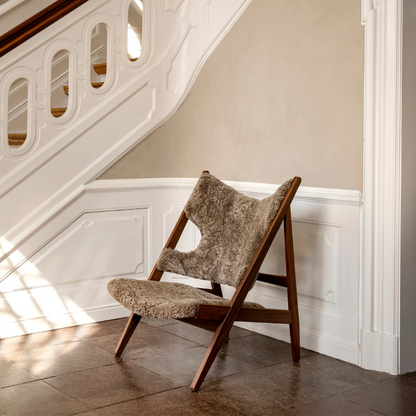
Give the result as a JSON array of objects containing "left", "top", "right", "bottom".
[
  {"left": 0, "top": 0, "right": 252, "bottom": 285},
  {"left": 7, "top": 57, "right": 141, "bottom": 145},
  {"left": 6, "top": 61, "right": 107, "bottom": 145},
  {"left": 0, "top": 0, "right": 253, "bottom": 340}
]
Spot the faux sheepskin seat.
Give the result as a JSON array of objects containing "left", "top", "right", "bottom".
[
  {"left": 108, "top": 172, "right": 293, "bottom": 320},
  {"left": 107, "top": 278, "right": 264, "bottom": 319}
]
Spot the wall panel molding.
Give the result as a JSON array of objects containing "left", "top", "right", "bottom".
[
  {"left": 0, "top": 178, "right": 362, "bottom": 369},
  {"left": 360, "top": 0, "right": 402, "bottom": 374}
]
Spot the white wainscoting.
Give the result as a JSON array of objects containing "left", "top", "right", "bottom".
[
  {"left": 0, "top": 0, "right": 253, "bottom": 255},
  {"left": 0, "top": 178, "right": 362, "bottom": 366}
]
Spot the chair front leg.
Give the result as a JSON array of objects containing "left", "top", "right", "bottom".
[
  {"left": 115, "top": 312, "right": 142, "bottom": 357},
  {"left": 190, "top": 320, "right": 231, "bottom": 392}
]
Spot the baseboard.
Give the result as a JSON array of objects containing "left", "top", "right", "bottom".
[
  {"left": 0, "top": 178, "right": 362, "bottom": 369},
  {"left": 235, "top": 321, "right": 360, "bottom": 365},
  {"left": 360, "top": 329, "right": 399, "bottom": 375},
  {"left": 0, "top": 305, "right": 130, "bottom": 339}
]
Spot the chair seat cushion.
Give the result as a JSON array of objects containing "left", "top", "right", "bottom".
[{"left": 107, "top": 278, "right": 264, "bottom": 319}]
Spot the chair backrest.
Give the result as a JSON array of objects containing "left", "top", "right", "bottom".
[{"left": 157, "top": 172, "right": 294, "bottom": 288}]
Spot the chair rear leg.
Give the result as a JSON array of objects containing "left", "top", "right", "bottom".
[
  {"left": 284, "top": 208, "right": 301, "bottom": 362},
  {"left": 115, "top": 312, "right": 142, "bottom": 357},
  {"left": 190, "top": 321, "right": 231, "bottom": 392}
]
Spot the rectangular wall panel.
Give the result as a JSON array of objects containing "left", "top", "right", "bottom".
[
  {"left": 0, "top": 178, "right": 361, "bottom": 367},
  {"left": 0, "top": 208, "right": 149, "bottom": 338}
]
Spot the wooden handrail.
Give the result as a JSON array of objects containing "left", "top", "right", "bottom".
[{"left": 0, "top": 0, "right": 90, "bottom": 58}]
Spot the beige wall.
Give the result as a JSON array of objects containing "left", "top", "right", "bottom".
[
  {"left": 0, "top": 0, "right": 57, "bottom": 37},
  {"left": 100, "top": 0, "right": 364, "bottom": 191}
]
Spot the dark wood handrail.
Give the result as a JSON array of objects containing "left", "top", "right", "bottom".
[{"left": 0, "top": 0, "right": 90, "bottom": 58}]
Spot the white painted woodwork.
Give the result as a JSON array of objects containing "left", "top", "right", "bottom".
[
  {"left": 0, "top": 206, "right": 149, "bottom": 338},
  {"left": 361, "top": 0, "right": 402, "bottom": 375},
  {"left": 0, "top": 0, "right": 252, "bottom": 250},
  {"left": 0, "top": 178, "right": 362, "bottom": 368}
]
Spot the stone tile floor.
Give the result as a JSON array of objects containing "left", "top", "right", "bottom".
[{"left": 1, "top": 317, "right": 415, "bottom": 415}]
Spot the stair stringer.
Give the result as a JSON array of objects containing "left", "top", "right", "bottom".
[{"left": 0, "top": 0, "right": 252, "bottom": 259}]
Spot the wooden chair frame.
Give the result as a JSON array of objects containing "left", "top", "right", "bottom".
[{"left": 114, "top": 176, "right": 301, "bottom": 392}]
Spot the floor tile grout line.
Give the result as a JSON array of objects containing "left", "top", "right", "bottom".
[
  {"left": 0, "top": 377, "right": 41, "bottom": 390},
  {"left": 0, "top": 318, "right": 131, "bottom": 350},
  {"left": 286, "top": 395, "right": 389, "bottom": 415},
  {"left": 330, "top": 396, "right": 390, "bottom": 416},
  {"left": 41, "top": 362, "right": 118, "bottom": 382},
  {"left": 42, "top": 377, "right": 98, "bottom": 412},
  {"left": 217, "top": 348, "right": 295, "bottom": 368},
  {"left": 84, "top": 385, "right": 187, "bottom": 413},
  {"left": 156, "top": 322, "right": 256, "bottom": 343},
  {"left": 251, "top": 365, "right": 393, "bottom": 398},
  {"left": 74, "top": 384, "right": 251, "bottom": 416}
]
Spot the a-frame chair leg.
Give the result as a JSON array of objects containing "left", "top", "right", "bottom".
[
  {"left": 114, "top": 210, "right": 189, "bottom": 357},
  {"left": 284, "top": 207, "right": 300, "bottom": 362},
  {"left": 190, "top": 319, "right": 232, "bottom": 392},
  {"left": 115, "top": 312, "right": 142, "bottom": 357}
]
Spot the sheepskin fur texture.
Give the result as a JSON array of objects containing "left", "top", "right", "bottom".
[
  {"left": 157, "top": 172, "right": 293, "bottom": 288},
  {"left": 107, "top": 278, "right": 263, "bottom": 319}
]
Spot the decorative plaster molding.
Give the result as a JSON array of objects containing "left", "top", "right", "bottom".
[
  {"left": 165, "top": 0, "right": 185, "bottom": 13},
  {"left": 88, "top": 178, "right": 363, "bottom": 206},
  {"left": 360, "top": 0, "right": 403, "bottom": 374},
  {"left": 0, "top": 0, "right": 253, "bottom": 249},
  {"left": 361, "top": 0, "right": 382, "bottom": 23},
  {"left": 0, "top": 178, "right": 361, "bottom": 370}
]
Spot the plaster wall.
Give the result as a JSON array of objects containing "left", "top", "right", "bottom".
[
  {"left": 0, "top": 0, "right": 57, "bottom": 37},
  {"left": 100, "top": 0, "right": 364, "bottom": 191}
]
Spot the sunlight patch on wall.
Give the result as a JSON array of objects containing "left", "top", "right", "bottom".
[{"left": 0, "top": 238, "right": 94, "bottom": 338}]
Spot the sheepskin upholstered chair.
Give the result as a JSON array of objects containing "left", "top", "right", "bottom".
[{"left": 107, "top": 171, "right": 301, "bottom": 391}]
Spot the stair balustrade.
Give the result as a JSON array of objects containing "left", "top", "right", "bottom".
[{"left": 0, "top": 0, "right": 251, "bottom": 253}]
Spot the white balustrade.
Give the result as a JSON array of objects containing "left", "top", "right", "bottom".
[{"left": 0, "top": 0, "right": 252, "bottom": 245}]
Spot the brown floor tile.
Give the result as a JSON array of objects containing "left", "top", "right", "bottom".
[
  {"left": 218, "top": 334, "right": 314, "bottom": 367},
  {"left": 4, "top": 340, "right": 114, "bottom": 378},
  {"left": 140, "top": 316, "right": 178, "bottom": 327},
  {"left": 3, "top": 317, "right": 415, "bottom": 416},
  {"left": 95, "top": 387, "right": 246, "bottom": 416},
  {"left": 46, "top": 361, "right": 180, "bottom": 409},
  {"left": 72, "top": 413, "right": 99, "bottom": 416},
  {"left": 133, "top": 346, "right": 256, "bottom": 386},
  {"left": 404, "top": 370, "right": 416, "bottom": 381},
  {"left": 229, "top": 325, "right": 255, "bottom": 339},
  {"left": 0, "top": 355, "right": 38, "bottom": 388},
  {"left": 0, "top": 326, "right": 79, "bottom": 355},
  {"left": 89, "top": 323, "right": 199, "bottom": 360},
  {"left": 199, "top": 367, "right": 328, "bottom": 415},
  {"left": 160, "top": 322, "right": 253, "bottom": 345},
  {"left": 338, "top": 377, "right": 416, "bottom": 415},
  {"left": 0, "top": 380, "right": 88, "bottom": 416},
  {"left": 74, "top": 317, "right": 129, "bottom": 340},
  {"left": 289, "top": 395, "right": 382, "bottom": 415},
  {"left": 265, "top": 354, "right": 391, "bottom": 395}
]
